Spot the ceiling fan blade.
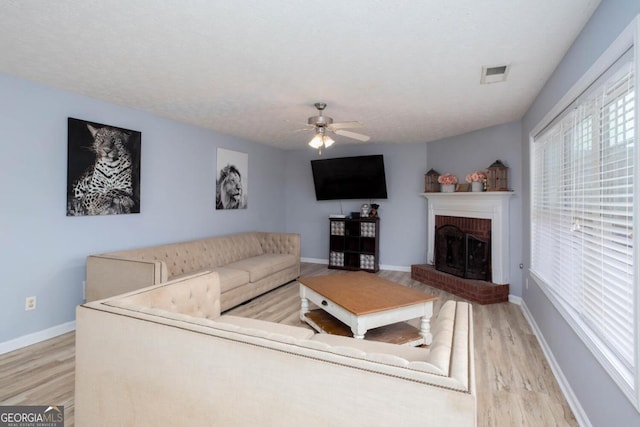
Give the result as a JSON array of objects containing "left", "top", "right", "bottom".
[
  {"left": 328, "top": 121, "right": 363, "bottom": 130},
  {"left": 290, "top": 126, "right": 313, "bottom": 133},
  {"left": 334, "top": 129, "right": 371, "bottom": 142},
  {"left": 277, "top": 124, "right": 313, "bottom": 137}
]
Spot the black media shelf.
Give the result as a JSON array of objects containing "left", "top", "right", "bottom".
[{"left": 328, "top": 217, "right": 380, "bottom": 273}]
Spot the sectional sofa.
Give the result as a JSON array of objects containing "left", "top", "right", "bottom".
[
  {"left": 75, "top": 271, "right": 477, "bottom": 426},
  {"left": 85, "top": 231, "right": 300, "bottom": 311}
]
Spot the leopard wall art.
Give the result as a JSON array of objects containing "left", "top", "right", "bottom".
[{"left": 67, "top": 119, "right": 141, "bottom": 216}]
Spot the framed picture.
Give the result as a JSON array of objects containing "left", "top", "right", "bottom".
[
  {"left": 67, "top": 118, "right": 141, "bottom": 216},
  {"left": 216, "top": 148, "right": 248, "bottom": 209},
  {"left": 456, "top": 183, "right": 470, "bottom": 192}
]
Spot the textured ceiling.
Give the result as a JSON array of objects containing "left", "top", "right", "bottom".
[{"left": 0, "top": 0, "right": 600, "bottom": 149}]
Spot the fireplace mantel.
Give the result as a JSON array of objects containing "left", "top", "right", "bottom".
[{"left": 420, "top": 192, "right": 514, "bottom": 284}]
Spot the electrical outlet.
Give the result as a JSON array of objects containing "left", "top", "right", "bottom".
[{"left": 25, "top": 296, "right": 36, "bottom": 311}]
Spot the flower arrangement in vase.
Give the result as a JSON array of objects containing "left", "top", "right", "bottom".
[
  {"left": 465, "top": 170, "right": 487, "bottom": 192},
  {"left": 437, "top": 173, "right": 458, "bottom": 192}
]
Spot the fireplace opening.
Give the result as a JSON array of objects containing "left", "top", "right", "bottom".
[{"left": 435, "top": 224, "right": 491, "bottom": 281}]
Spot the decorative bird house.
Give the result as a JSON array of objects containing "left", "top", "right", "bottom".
[
  {"left": 486, "top": 160, "right": 509, "bottom": 191},
  {"left": 424, "top": 169, "right": 440, "bottom": 192}
]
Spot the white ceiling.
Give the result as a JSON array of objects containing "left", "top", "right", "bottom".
[{"left": 0, "top": 0, "right": 601, "bottom": 150}]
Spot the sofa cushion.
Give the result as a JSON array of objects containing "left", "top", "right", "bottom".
[
  {"left": 214, "top": 267, "right": 251, "bottom": 293},
  {"left": 217, "top": 315, "right": 315, "bottom": 340},
  {"left": 203, "top": 233, "right": 264, "bottom": 266},
  {"left": 226, "top": 254, "right": 298, "bottom": 283}
]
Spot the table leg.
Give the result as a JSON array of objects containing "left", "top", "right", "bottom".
[
  {"left": 420, "top": 316, "right": 432, "bottom": 345},
  {"left": 300, "top": 296, "right": 309, "bottom": 322},
  {"left": 351, "top": 323, "right": 367, "bottom": 340}
]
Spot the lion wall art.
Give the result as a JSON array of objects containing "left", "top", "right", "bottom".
[{"left": 216, "top": 148, "right": 247, "bottom": 210}]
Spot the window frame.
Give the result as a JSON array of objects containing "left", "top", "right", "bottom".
[{"left": 529, "top": 16, "right": 640, "bottom": 410}]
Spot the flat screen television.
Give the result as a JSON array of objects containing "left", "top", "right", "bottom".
[{"left": 311, "top": 155, "right": 388, "bottom": 200}]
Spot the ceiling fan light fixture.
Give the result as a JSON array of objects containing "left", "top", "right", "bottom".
[
  {"left": 323, "top": 136, "right": 335, "bottom": 148},
  {"left": 308, "top": 130, "right": 334, "bottom": 149},
  {"left": 308, "top": 133, "right": 324, "bottom": 149}
]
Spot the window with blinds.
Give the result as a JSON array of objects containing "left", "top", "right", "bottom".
[{"left": 531, "top": 46, "right": 637, "bottom": 402}]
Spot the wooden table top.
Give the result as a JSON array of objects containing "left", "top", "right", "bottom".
[{"left": 298, "top": 271, "right": 437, "bottom": 316}]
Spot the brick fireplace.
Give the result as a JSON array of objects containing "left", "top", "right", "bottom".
[
  {"left": 434, "top": 216, "right": 491, "bottom": 281},
  {"left": 412, "top": 192, "right": 514, "bottom": 304}
]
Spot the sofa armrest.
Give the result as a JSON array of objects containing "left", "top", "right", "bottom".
[
  {"left": 427, "top": 300, "right": 474, "bottom": 392},
  {"left": 256, "top": 232, "right": 301, "bottom": 258},
  {"left": 86, "top": 255, "right": 168, "bottom": 301}
]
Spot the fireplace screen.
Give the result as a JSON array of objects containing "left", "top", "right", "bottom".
[{"left": 435, "top": 225, "right": 490, "bottom": 281}]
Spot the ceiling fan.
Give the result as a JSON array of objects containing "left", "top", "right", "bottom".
[{"left": 305, "top": 102, "right": 370, "bottom": 154}]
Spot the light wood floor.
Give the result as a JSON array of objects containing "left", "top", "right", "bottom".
[{"left": 0, "top": 263, "right": 577, "bottom": 426}]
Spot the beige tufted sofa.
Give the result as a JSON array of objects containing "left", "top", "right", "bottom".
[
  {"left": 85, "top": 231, "right": 300, "bottom": 311},
  {"left": 75, "top": 271, "right": 476, "bottom": 426}
]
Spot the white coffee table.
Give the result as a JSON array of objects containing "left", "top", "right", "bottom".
[{"left": 299, "top": 271, "right": 438, "bottom": 346}]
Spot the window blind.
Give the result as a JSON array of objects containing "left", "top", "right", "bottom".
[{"left": 531, "top": 50, "right": 636, "bottom": 383}]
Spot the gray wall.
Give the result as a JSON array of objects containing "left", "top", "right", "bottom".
[
  {"left": 284, "top": 142, "right": 428, "bottom": 270},
  {"left": 521, "top": 0, "right": 640, "bottom": 425},
  {"left": 0, "top": 73, "right": 287, "bottom": 343},
  {"left": 426, "top": 121, "right": 523, "bottom": 295}
]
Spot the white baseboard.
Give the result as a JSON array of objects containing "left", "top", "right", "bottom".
[
  {"left": 508, "top": 295, "right": 522, "bottom": 305},
  {"left": 379, "top": 264, "right": 411, "bottom": 272},
  {"left": 519, "top": 302, "right": 591, "bottom": 427},
  {"left": 0, "top": 321, "right": 76, "bottom": 355},
  {"left": 301, "top": 257, "right": 327, "bottom": 264}
]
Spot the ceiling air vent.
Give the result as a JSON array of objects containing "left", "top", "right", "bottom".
[{"left": 481, "top": 64, "right": 509, "bottom": 84}]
